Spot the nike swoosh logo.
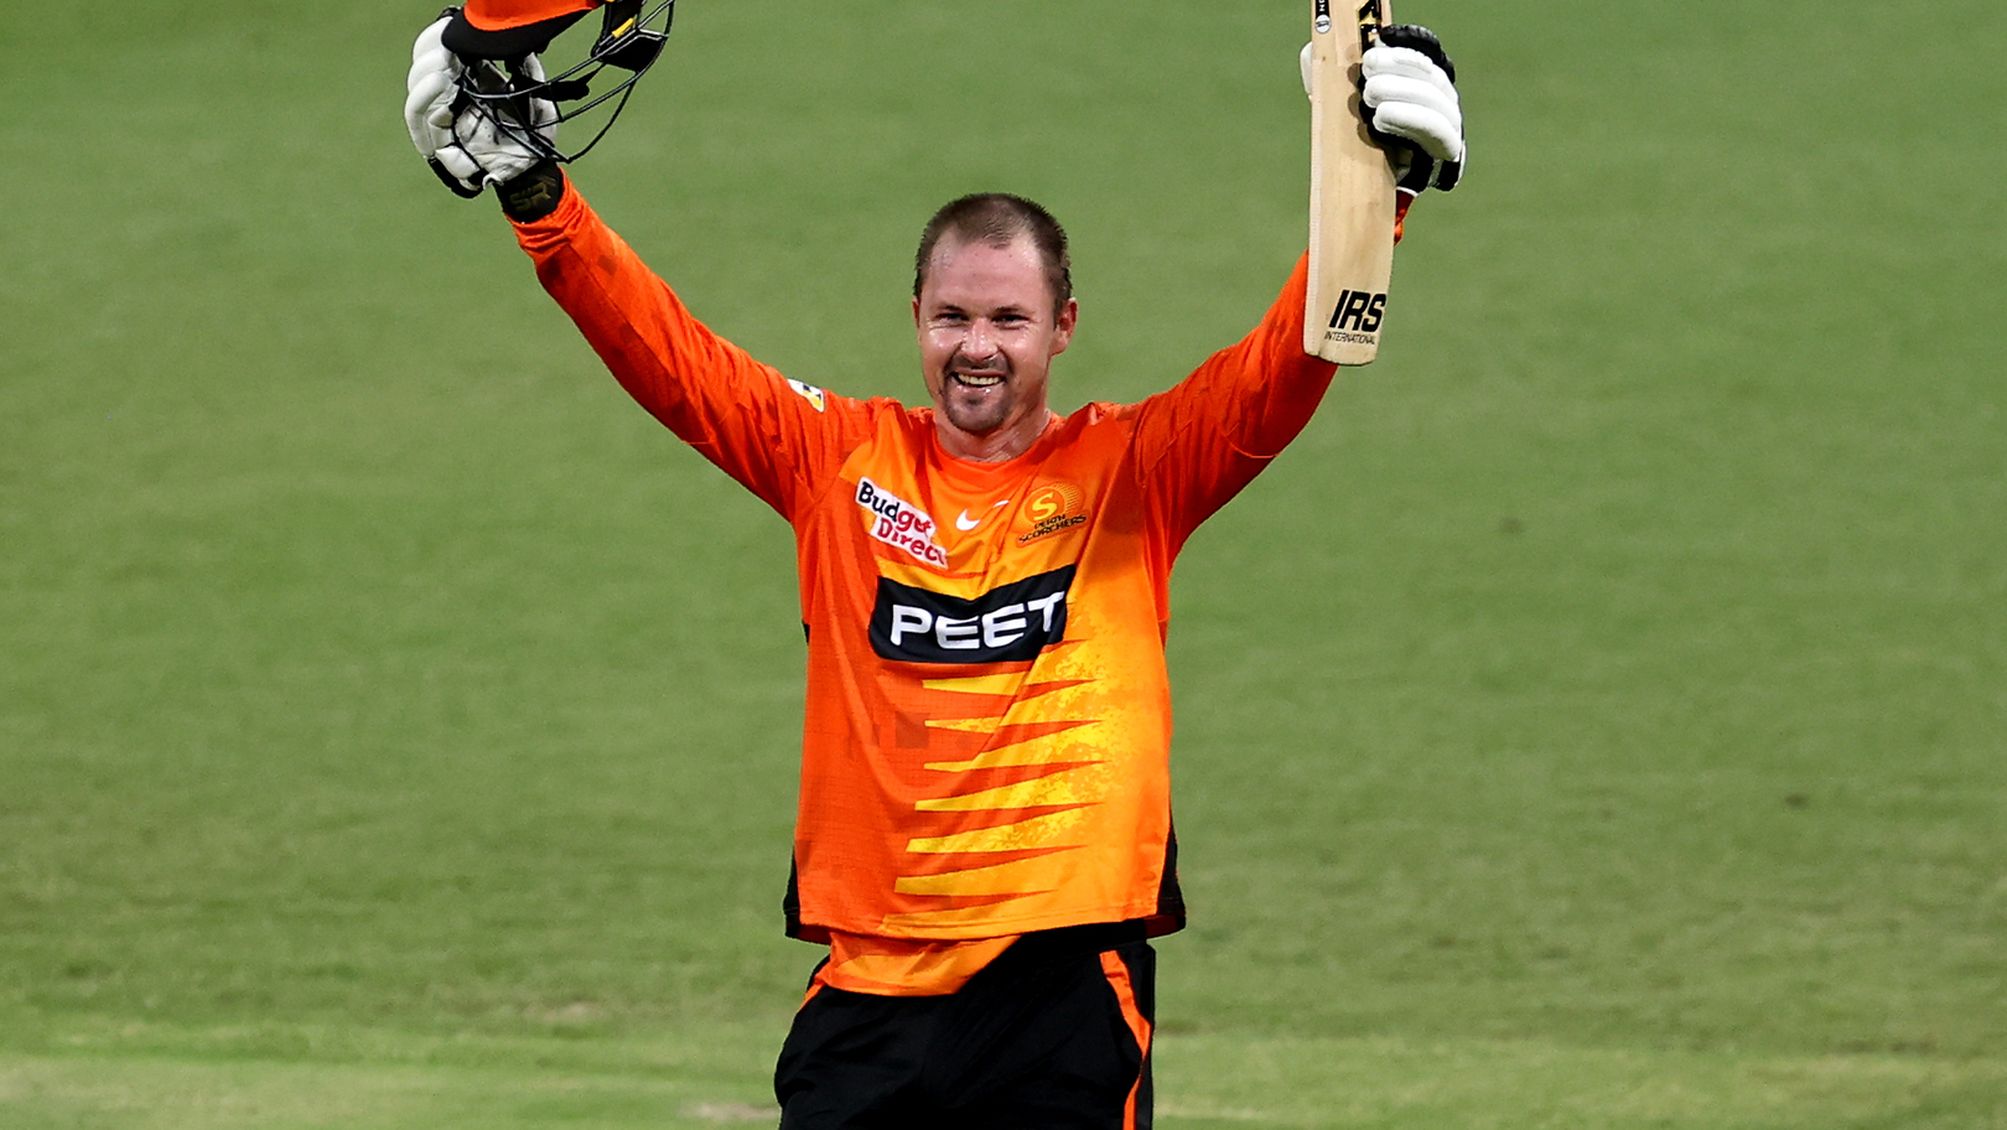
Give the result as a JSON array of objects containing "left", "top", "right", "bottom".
[{"left": 955, "top": 500, "right": 1010, "bottom": 531}]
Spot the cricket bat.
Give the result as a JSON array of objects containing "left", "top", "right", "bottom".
[{"left": 1305, "top": 0, "right": 1396, "bottom": 364}]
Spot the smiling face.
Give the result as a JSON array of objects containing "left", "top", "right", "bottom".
[{"left": 912, "top": 233, "right": 1078, "bottom": 462}]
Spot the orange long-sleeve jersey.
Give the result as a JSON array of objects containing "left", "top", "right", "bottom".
[{"left": 513, "top": 183, "right": 1337, "bottom": 993}]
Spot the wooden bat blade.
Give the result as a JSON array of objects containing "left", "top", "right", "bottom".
[{"left": 1306, "top": 0, "right": 1396, "bottom": 365}]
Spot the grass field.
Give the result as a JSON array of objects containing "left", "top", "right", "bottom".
[{"left": 5, "top": 1, "right": 2003, "bottom": 1126}]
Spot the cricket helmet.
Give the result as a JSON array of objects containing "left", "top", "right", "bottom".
[{"left": 438, "top": 0, "right": 676, "bottom": 163}]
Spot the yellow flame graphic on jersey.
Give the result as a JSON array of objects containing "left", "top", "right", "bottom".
[{"left": 881, "top": 669, "right": 1105, "bottom": 929}]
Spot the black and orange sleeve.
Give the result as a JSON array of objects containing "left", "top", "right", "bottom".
[
  {"left": 1130, "top": 253, "right": 1339, "bottom": 551},
  {"left": 510, "top": 183, "right": 871, "bottom": 520}
]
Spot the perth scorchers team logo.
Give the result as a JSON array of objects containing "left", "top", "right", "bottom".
[{"left": 1016, "top": 481, "right": 1086, "bottom": 545}]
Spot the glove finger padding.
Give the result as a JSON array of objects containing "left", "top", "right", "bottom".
[
  {"left": 1368, "top": 96, "right": 1462, "bottom": 163},
  {"left": 1359, "top": 24, "right": 1465, "bottom": 194},
  {"left": 405, "top": 17, "right": 462, "bottom": 138},
  {"left": 1361, "top": 50, "right": 1462, "bottom": 163},
  {"left": 404, "top": 67, "right": 459, "bottom": 154},
  {"left": 406, "top": 46, "right": 458, "bottom": 94},
  {"left": 1361, "top": 47, "right": 1458, "bottom": 105}
]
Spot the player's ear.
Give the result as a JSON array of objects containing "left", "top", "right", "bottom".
[
  {"left": 1051, "top": 298, "right": 1078, "bottom": 356},
  {"left": 911, "top": 295, "right": 922, "bottom": 327}
]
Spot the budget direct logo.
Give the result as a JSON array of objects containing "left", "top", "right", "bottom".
[
  {"left": 856, "top": 477, "right": 949, "bottom": 568},
  {"left": 1017, "top": 481, "right": 1086, "bottom": 545}
]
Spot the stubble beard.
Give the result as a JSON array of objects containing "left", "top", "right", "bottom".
[{"left": 939, "top": 362, "right": 1014, "bottom": 437}]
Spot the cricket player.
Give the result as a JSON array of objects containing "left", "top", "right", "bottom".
[{"left": 404, "top": 5, "right": 1465, "bottom": 1125}]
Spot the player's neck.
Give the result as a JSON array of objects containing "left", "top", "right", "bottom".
[{"left": 934, "top": 410, "right": 1055, "bottom": 464}]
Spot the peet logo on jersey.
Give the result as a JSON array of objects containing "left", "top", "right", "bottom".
[
  {"left": 856, "top": 477, "right": 949, "bottom": 568},
  {"left": 870, "top": 566, "right": 1076, "bottom": 664},
  {"left": 1324, "top": 288, "right": 1386, "bottom": 345},
  {"left": 1017, "top": 481, "right": 1087, "bottom": 545}
]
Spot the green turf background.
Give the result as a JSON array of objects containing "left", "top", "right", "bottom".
[{"left": 5, "top": 1, "right": 2003, "bottom": 1126}]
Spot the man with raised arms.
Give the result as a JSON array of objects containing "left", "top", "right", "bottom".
[{"left": 404, "top": 6, "right": 1466, "bottom": 1124}]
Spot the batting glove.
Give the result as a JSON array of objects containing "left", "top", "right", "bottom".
[
  {"left": 404, "top": 15, "right": 558, "bottom": 197},
  {"left": 1362, "top": 25, "right": 1464, "bottom": 194}
]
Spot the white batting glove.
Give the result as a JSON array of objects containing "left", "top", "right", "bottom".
[
  {"left": 403, "top": 16, "right": 557, "bottom": 197},
  {"left": 1361, "top": 25, "right": 1464, "bottom": 193}
]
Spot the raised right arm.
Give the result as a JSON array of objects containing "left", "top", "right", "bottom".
[{"left": 508, "top": 175, "right": 871, "bottom": 519}]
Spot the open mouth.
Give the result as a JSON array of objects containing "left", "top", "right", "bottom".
[{"left": 951, "top": 372, "right": 1005, "bottom": 389}]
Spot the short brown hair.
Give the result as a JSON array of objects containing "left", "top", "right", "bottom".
[{"left": 913, "top": 193, "right": 1072, "bottom": 317}]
